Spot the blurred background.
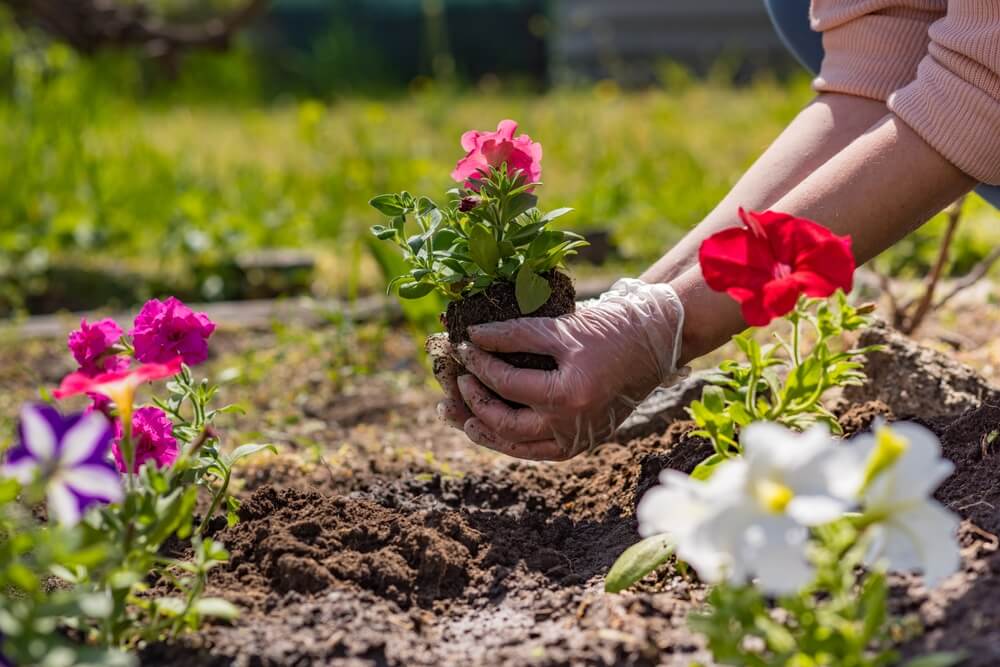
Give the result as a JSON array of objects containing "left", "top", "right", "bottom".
[{"left": 1, "top": 0, "right": 997, "bottom": 320}]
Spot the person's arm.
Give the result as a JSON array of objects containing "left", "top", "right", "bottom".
[
  {"left": 675, "top": 112, "right": 973, "bottom": 363},
  {"left": 641, "top": 93, "right": 888, "bottom": 283}
]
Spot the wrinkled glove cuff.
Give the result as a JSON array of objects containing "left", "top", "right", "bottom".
[{"left": 600, "top": 278, "right": 687, "bottom": 386}]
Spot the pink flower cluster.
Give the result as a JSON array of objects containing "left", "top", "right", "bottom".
[
  {"left": 451, "top": 119, "right": 542, "bottom": 190},
  {"left": 131, "top": 297, "right": 216, "bottom": 366},
  {"left": 66, "top": 297, "right": 216, "bottom": 378},
  {"left": 68, "top": 318, "right": 129, "bottom": 376},
  {"left": 62, "top": 296, "right": 214, "bottom": 475}
]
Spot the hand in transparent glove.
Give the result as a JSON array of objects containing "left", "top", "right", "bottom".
[{"left": 428, "top": 279, "right": 686, "bottom": 461}]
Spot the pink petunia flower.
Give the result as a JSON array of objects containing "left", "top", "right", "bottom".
[
  {"left": 131, "top": 297, "right": 216, "bottom": 366},
  {"left": 111, "top": 406, "right": 178, "bottom": 473},
  {"left": 451, "top": 119, "right": 542, "bottom": 190},
  {"left": 67, "top": 318, "right": 129, "bottom": 377}
]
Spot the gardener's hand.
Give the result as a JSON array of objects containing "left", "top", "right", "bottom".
[{"left": 444, "top": 279, "right": 685, "bottom": 460}]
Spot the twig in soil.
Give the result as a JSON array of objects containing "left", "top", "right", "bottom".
[{"left": 899, "top": 196, "right": 965, "bottom": 333}]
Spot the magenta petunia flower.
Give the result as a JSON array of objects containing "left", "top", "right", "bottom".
[
  {"left": 451, "top": 119, "right": 542, "bottom": 191},
  {"left": 2, "top": 404, "right": 123, "bottom": 525},
  {"left": 67, "top": 318, "right": 129, "bottom": 377},
  {"left": 131, "top": 297, "right": 216, "bottom": 366},
  {"left": 111, "top": 406, "right": 178, "bottom": 474}
]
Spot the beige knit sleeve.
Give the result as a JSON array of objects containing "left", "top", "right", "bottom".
[
  {"left": 888, "top": 2, "right": 1000, "bottom": 185},
  {"left": 811, "top": 0, "right": 945, "bottom": 102}
]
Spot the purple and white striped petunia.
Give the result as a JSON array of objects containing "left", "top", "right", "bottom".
[{"left": 2, "top": 404, "right": 123, "bottom": 526}]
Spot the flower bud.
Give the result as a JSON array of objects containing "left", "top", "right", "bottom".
[{"left": 459, "top": 196, "right": 481, "bottom": 213}]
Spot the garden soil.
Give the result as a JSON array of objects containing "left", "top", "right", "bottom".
[{"left": 125, "top": 321, "right": 1000, "bottom": 667}]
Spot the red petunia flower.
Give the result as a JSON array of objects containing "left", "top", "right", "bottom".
[{"left": 699, "top": 208, "right": 855, "bottom": 326}]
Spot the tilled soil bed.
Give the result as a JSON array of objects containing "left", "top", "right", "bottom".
[{"left": 126, "top": 324, "right": 999, "bottom": 666}]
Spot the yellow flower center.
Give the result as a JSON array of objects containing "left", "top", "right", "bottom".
[
  {"left": 755, "top": 478, "right": 794, "bottom": 513},
  {"left": 861, "top": 426, "right": 909, "bottom": 492}
]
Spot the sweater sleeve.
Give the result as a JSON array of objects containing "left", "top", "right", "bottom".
[
  {"left": 888, "top": 1, "right": 1000, "bottom": 185},
  {"left": 810, "top": 0, "right": 945, "bottom": 102}
]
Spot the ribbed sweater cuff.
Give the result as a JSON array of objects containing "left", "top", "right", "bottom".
[
  {"left": 813, "top": 13, "right": 931, "bottom": 102},
  {"left": 890, "top": 57, "right": 1000, "bottom": 186}
]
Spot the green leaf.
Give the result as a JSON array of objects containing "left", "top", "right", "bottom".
[
  {"left": 225, "top": 443, "right": 278, "bottom": 467},
  {"left": 369, "top": 194, "right": 405, "bottom": 216},
  {"left": 505, "top": 192, "right": 538, "bottom": 221},
  {"left": 508, "top": 221, "right": 546, "bottom": 246},
  {"left": 369, "top": 225, "right": 396, "bottom": 241},
  {"left": 398, "top": 282, "right": 435, "bottom": 299},
  {"left": 901, "top": 653, "right": 968, "bottom": 667},
  {"left": 604, "top": 534, "right": 674, "bottom": 593},
  {"left": 540, "top": 207, "right": 574, "bottom": 223},
  {"left": 469, "top": 224, "right": 500, "bottom": 274},
  {"left": 690, "top": 453, "right": 726, "bottom": 480},
  {"left": 193, "top": 597, "right": 241, "bottom": 621},
  {"left": 515, "top": 266, "right": 551, "bottom": 315}
]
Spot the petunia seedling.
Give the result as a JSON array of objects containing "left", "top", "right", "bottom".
[{"left": 369, "top": 120, "right": 587, "bottom": 315}]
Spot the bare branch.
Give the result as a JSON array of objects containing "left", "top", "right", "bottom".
[
  {"left": 900, "top": 194, "right": 966, "bottom": 334},
  {"left": 935, "top": 246, "right": 1000, "bottom": 310}
]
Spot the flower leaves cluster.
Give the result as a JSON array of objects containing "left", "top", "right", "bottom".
[
  {"left": 370, "top": 120, "right": 586, "bottom": 315},
  {"left": 0, "top": 297, "right": 274, "bottom": 666}
]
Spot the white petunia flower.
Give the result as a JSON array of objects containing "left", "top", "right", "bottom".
[
  {"left": 637, "top": 423, "right": 848, "bottom": 595},
  {"left": 830, "top": 422, "right": 960, "bottom": 586}
]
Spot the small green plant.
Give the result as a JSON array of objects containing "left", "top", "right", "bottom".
[
  {"left": 0, "top": 297, "right": 274, "bottom": 665},
  {"left": 687, "top": 292, "right": 880, "bottom": 478},
  {"left": 370, "top": 120, "right": 587, "bottom": 315}
]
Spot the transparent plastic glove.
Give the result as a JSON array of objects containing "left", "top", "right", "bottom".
[{"left": 429, "top": 278, "right": 685, "bottom": 460}]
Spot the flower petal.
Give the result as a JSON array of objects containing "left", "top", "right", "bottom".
[
  {"left": 2, "top": 456, "right": 39, "bottom": 484},
  {"left": 59, "top": 412, "right": 113, "bottom": 466},
  {"left": 698, "top": 227, "right": 775, "bottom": 293},
  {"left": 873, "top": 500, "right": 960, "bottom": 586},
  {"left": 48, "top": 480, "right": 83, "bottom": 526},
  {"left": 786, "top": 495, "right": 847, "bottom": 526},
  {"left": 62, "top": 465, "right": 124, "bottom": 504},
  {"left": 20, "top": 404, "right": 57, "bottom": 461}
]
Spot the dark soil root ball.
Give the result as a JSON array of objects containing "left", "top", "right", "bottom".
[{"left": 444, "top": 271, "right": 576, "bottom": 371}]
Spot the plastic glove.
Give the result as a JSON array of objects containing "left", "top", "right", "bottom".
[{"left": 428, "top": 278, "right": 686, "bottom": 460}]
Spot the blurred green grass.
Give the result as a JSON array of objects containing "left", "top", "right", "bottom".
[{"left": 1, "top": 23, "right": 997, "bottom": 315}]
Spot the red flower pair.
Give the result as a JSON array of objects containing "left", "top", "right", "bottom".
[{"left": 699, "top": 209, "right": 855, "bottom": 326}]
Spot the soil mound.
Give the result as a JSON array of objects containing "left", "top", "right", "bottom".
[{"left": 220, "top": 487, "right": 479, "bottom": 608}]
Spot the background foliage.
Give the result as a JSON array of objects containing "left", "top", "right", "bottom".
[{"left": 1, "top": 8, "right": 997, "bottom": 317}]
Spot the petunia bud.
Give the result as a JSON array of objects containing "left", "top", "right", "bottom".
[{"left": 459, "top": 196, "right": 481, "bottom": 213}]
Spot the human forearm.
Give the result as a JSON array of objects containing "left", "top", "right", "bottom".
[
  {"left": 674, "top": 113, "right": 975, "bottom": 365},
  {"left": 641, "top": 93, "right": 889, "bottom": 284}
]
